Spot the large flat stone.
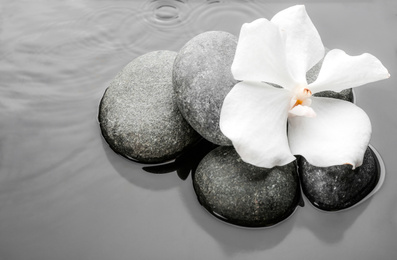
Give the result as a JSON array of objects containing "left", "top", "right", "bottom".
[{"left": 99, "top": 50, "right": 200, "bottom": 163}]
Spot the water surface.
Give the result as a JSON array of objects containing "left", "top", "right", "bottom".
[{"left": 1, "top": 1, "right": 397, "bottom": 259}]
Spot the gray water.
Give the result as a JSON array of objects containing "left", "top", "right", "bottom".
[{"left": 1, "top": 1, "right": 397, "bottom": 259}]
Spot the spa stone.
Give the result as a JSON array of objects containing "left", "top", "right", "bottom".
[
  {"left": 173, "top": 31, "right": 238, "bottom": 146},
  {"left": 299, "top": 147, "right": 379, "bottom": 211},
  {"left": 99, "top": 50, "right": 200, "bottom": 163},
  {"left": 313, "top": 89, "right": 354, "bottom": 103},
  {"left": 193, "top": 146, "right": 301, "bottom": 227}
]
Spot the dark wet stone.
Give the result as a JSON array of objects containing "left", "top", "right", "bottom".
[
  {"left": 99, "top": 50, "right": 200, "bottom": 163},
  {"left": 313, "top": 89, "right": 354, "bottom": 103},
  {"left": 306, "top": 50, "right": 354, "bottom": 103},
  {"left": 173, "top": 31, "right": 238, "bottom": 146},
  {"left": 193, "top": 146, "right": 301, "bottom": 228},
  {"left": 299, "top": 147, "right": 380, "bottom": 211}
]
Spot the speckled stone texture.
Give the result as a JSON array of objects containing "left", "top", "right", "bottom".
[
  {"left": 193, "top": 146, "right": 301, "bottom": 227},
  {"left": 99, "top": 50, "right": 200, "bottom": 163},
  {"left": 313, "top": 89, "right": 354, "bottom": 102},
  {"left": 299, "top": 147, "right": 379, "bottom": 211},
  {"left": 306, "top": 50, "right": 354, "bottom": 103},
  {"left": 173, "top": 31, "right": 238, "bottom": 146}
]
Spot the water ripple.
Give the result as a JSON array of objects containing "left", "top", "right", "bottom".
[
  {"left": 188, "top": 0, "right": 271, "bottom": 35},
  {"left": 40, "top": 6, "right": 145, "bottom": 59},
  {"left": 155, "top": 5, "right": 179, "bottom": 20},
  {"left": 141, "top": 0, "right": 191, "bottom": 29}
]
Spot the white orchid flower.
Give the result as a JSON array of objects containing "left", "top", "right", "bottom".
[{"left": 220, "top": 5, "right": 389, "bottom": 169}]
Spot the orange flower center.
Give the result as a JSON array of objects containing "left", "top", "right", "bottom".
[{"left": 291, "top": 88, "right": 312, "bottom": 109}]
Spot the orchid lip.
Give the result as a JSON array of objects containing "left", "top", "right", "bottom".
[
  {"left": 289, "top": 86, "right": 314, "bottom": 119},
  {"left": 291, "top": 87, "right": 312, "bottom": 109}
]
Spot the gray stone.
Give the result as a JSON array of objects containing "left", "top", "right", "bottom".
[
  {"left": 306, "top": 50, "right": 354, "bottom": 103},
  {"left": 99, "top": 50, "right": 200, "bottom": 163},
  {"left": 306, "top": 54, "right": 325, "bottom": 85},
  {"left": 299, "top": 147, "right": 380, "bottom": 211},
  {"left": 313, "top": 89, "right": 354, "bottom": 103},
  {"left": 173, "top": 31, "right": 238, "bottom": 146},
  {"left": 193, "top": 146, "right": 301, "bottom": 227}
]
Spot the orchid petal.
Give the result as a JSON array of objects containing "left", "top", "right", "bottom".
[
  {"left": 220, "top": 81, "right": 296, "bottom": 168},
  {"left": 309, "top": 49, "right": 390, "bottom": 93},
  {"left": 288, "top": 97, "right": 371, "bottom": 169},
  {"left": 231, "top": 18, "right": 296, "bottom": 89},
  {"left": 271, "top": 5, "right": 325, "bottom": 84},
  {"left": 289, "top": 105, "right": 316, "bottom": 118}
]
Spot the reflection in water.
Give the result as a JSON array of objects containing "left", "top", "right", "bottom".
[{"left": 143, "top": 138, "right": 217, "bottom": 180}]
